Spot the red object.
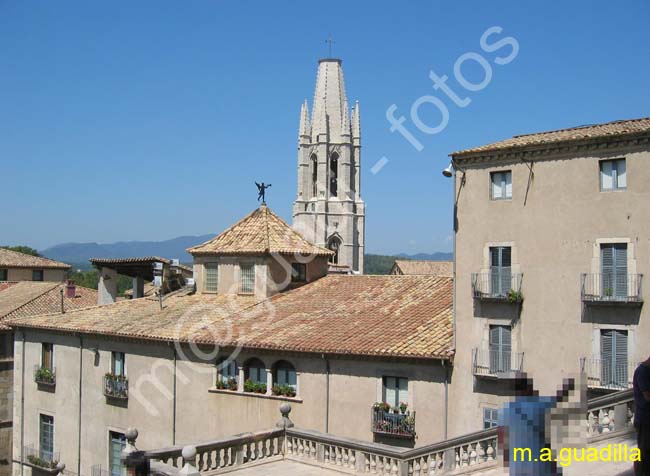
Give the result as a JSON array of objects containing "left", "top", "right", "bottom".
[{"left": 65, "top": 280, "right": 76, "bottom": 298}]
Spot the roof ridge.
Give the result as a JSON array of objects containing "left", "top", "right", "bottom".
[
  {"left": 0, "top": 248, "right": 70, "bottom": 268},
  {"left": 512, "top": 116, "right": 650, "bottom": 138},
  {"left": 187, "top": 207, "right": 263, "bottom": 253}
]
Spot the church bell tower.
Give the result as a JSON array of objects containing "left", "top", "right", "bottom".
[{"left": 292, "top": 58, "right": 365, "bottom": 273}]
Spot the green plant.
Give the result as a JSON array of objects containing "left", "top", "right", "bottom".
[
  {"left": 215, "top": 380, "right": 227, "bottom": 390},
  {"left": 35, "top": 367, "right": 55, "bottom": 384},
  {"left": 27, "top": 454, "right": 58, "bottom": 469},
  {"left": 373, "top": 402, "right": 391, "bottom": 412},
  {"left": 244, "top": 379, "right": 267, "bottom": 394},
  {"left": 227, "top": 378, "right": 238, "bottom": 391},
  {"left": 272, "top": 384, "right": 297, "bottom": 398},
  {"left": 399, "top": 401, "right": 408, "bottom": 413},
  {"left": 604, "top": 287, "right": 614, "bottom": 297},
  {"left": 507, "top": 289, "right": 523, "bottom": 303}
]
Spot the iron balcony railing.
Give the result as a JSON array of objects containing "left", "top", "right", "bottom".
[
  {"left": 371, "top": 406, "right": 416, "bottom": 439},
  {"left": 34, "top": 365, "right": 56, "bottom": 386},
  {"left": 104, "top": 374, "right": 129, "bottom": 399},
  {"left": 580, "top": 357, "right": 637, "bottom": 390},
  {"left": 471, "top": 272, "right": 523, "bottom": 302},
  {"left": 23, "top": 445, "right": 60, "bottom": 470},
  {"left": 472, "top": 348, "right": 524, "bottom": 378},
  {"left": 581, "top": 273, "right": 643, "bottom": 304}
]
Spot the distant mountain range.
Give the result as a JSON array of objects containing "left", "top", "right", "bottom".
[
  {"left": 41, "top": 236, "right": 452, "bottom": 273},
  {"left": 41, "top": 235, "right": 214, "bottom": 268}
]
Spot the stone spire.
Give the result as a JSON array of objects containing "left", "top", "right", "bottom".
[
  {"left": 299, "top": 99, "right": 310, "bottom": 140},
  {"left": 352, "top": 100, "right": 361, "bottom": 139},
  {"left": 310, "top": 59, "right": 349, "bottom": 141}
]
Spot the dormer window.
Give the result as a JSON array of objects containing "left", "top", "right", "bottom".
[
  {"left": 291, "top": 263, "right": 307, "bottom": 283},
  {"left": 239, "top": 263, "right": 255, "bottom": 294},
  {"left": 204, "top": 263, "right": 218, "bottom": 293}
]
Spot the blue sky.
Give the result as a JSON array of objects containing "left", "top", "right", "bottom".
[{"left": 1, "top": 1, "right": 648, "bottom": 254}]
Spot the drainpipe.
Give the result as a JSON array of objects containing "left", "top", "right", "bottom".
[
  {"left": 169, "top": 343, "right": 177, "bottom": 445},
  {"left": 77, "top": 334, "right": 83, "bottom": 476},
  {"left": 452, "top": 166, "right": 458, "bottom": 351},
  {"left": 19, "top": 330, "right": 25, "bottom": 476},
  {"left": 442, "top": 360, "right": 449, "bottom": 439},
  {"left": 322, "top": 354, "right": 330, "bottom": 433}
]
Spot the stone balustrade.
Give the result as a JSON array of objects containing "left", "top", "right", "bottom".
[{"left": 134, "top": 388, "right": 635, "bottom": 476}]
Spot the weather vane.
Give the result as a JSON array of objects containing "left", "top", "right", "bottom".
[
  {"left": 255, "top": 182, "right": 272, "bottom": 204},
  {"left": 325, "top": 34, "right": 335, "bottom": 57}
]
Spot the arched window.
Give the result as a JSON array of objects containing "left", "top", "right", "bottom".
[
  {"left": 273, "top": 360, "right": 297, "bottom": 397},
  {"left": 244, "top": 358, "right": 266, "bottom": 384},
  {"left": 311, "top": 154, "right": 318, "bottom": 197},
  {"left": 327, "top": 236, "right": 341, "bottom": 264},
  {"left": 216, "top": 357, "right": 238, "bottom": 388},
  {"left": 329, "top": 153, "right": 338, "bottom": 197}
]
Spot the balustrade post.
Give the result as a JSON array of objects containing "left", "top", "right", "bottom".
[
  {"left": 316, "top": 442, "right": 325, "bottom": 463},
  {"left": 443, "top": 448, "right": 455, "bottom": 471},
  {"left": 614, "top": 403, "right": 628, "bottom": 431},
  {"left": 356, "top": 452, "right": 367, "bottom": 473},
  {"left": 398, "top": 460, "right": 409, "bottom": 476},
  {"left": 121, "top": 428, "right": 150, "bottom": 476},
  {"left": 179, "top": 446, "right": 199, "bottom": 476}
]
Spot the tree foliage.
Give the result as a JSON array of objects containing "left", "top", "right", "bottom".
[{"left": 1, "top": 245, "right": 41, "bottom": 257}]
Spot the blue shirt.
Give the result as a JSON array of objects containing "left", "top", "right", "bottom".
[
  {"left": 500, "top": 396, "right": 557, "bottom": 476},
  {"left": 633, "top": 363, "right": 650, "bottom": 427}
]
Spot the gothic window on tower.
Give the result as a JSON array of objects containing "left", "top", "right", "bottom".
[
  {"left": 311, "top": 155, "right": 318, "bottom": 198},
  {"left": 327, "top": 236, "right": 341, "bottom": 264},
  {"left": 330, "top": 153, "right": 338, "bottom": 197}
]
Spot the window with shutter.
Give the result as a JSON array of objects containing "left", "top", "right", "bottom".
[
  {"left": 600, "top": 244, "right": 627, "bottom": 299},
  {"left": 109, "top": 432, "right": 126, "bottom": 476},
  {"left": 204, "top": 263, "right": 219, "bottom": 292},
  {"left": 600, "top": 329, "right": 628, "bottom": 388},
  {"left": 489, "top": 325, "right": 511, "bottom": 374},
  {"left": 239, "top": 264, "right": 255, "bottom": 294},
  {"left": 382, "top": 376, "right": 408, "bottom": 408},
  {"left": 39, "top": 414, "right": 54, "bottom": 462},
  {"left": 490, "top": 246, "right": 512, "bottom": 297},
  {"left": 490, "top": 171, "right": 512, "bottom": 200},
  {"left": 600, "top": 159, "right": 626, "bottom": 190}
]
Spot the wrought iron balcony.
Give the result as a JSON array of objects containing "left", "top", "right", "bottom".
[
  {"left": 581, "top": 357, "right": 636, "bottom": 390},
  {"left": 471, "top": 272, "right": 523, "bottom": 302},
  {"left": 472, "top": 348, "right": 524, "bottom": 378},
  {"left": 23, "top": 445, "right": 59, "bottom": 470},
  {"left": 34, "top": 365, "right": 56, "bottom": 387},
  {"left": 104, "top": 374, "right": 129, "bottom": 399},
  {"left": 581, "top": 273, "right": 643, "bottom": 305},
  {"left": 371, "top": 405, "right": 416, "bottom": 439}
]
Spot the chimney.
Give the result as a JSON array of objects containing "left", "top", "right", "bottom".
[{"left": 65, "top": 280, "right": 76, "bottom": 298}]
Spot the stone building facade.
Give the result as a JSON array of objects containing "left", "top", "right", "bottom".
[
  {"left": 447, "top": 117, "right": 650, "bottom": 436},
  {"left": 292, "top": 58, "right": 365, "bottom": 274},
  {"left": 9, "top": 206, "right": 452, "bottom": 476}
]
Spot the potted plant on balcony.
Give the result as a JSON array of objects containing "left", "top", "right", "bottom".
[
  {"left": 507, "top": 289, "right": 523, "bottom": 303},
  {"left": 399, "top": 402, "right": 408, "bottom": 414},
  {"left": 35, "top": 367, "right": 55, "bottom": 385},
  {"left": 215, "top": 379, "right": 227, "bottom": 390},
  {"left": 27, "top": 454, "right": 58, "bottom": 470},
  {"left": 227, "top": 378, "right": 238, "bottom": 391}
]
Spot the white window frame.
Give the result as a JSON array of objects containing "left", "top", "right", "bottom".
[
  {"left": 490, "top": 170, "right": 512, "bottom": 200},
  {"left": 600, "top": 158, "right": 626, "bottom": 191},
  {"left": 239, "top": 263, "right": 255, "bottom": 295},
  {"left": 110, "top": 351, "right": 126, "bottom": 377},
  {"left": 382, "top": 376, "right": 409, "bottom": 409},
  {"left": 39, "top": 413, "right": 55, "bottom": 462},
  {"left": 108, "top": 430, "right": 126, "bottom": 476},
  {"left": 204, "top": 262, "right": 219, "bottom": 293}
]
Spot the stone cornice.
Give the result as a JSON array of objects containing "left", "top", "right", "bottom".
[{"left": 451, "top": 132, "right": 650, "bottom": 166}]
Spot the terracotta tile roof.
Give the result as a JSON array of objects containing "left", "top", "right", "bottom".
[
  {"left": 452, "top": 117, "right": 650, "bottom": 157},
  {"left": 188, "top": 205, "right": 333, "bottom": 257},
  {"left": 7, "top": 275, "right": 453, "bottom": 360},
  {"left": 0, "top": 282, "right": 97, "bottom": 330},
  {"left": 0, "top": 248, "right": 70, "bottom": 269},
  {"left": 392, "top": 260, "right": 453, "bottom": 277}
]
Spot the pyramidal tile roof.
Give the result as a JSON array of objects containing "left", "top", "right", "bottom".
[
  {"left": 0, "top": 248, "right": 70, "bottom": 269},
  {"left": 452, "top": 117, "right": 650, "bottom": 157},
  {"left": 187, "top": 205, "right": 333, "bottom": 257}
]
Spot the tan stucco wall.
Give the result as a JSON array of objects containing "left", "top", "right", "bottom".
[
  {"left": 13, "top": 332, "right": 448, "bottom": 476},
  {"left": 193, "top": 255, "right": 328, "bottom": 299},
  {"left": 3, "top": 269, "right": 66, "bottom": 283},
  {"left": 449, "top": 144, "right": 650, "bottom": 436}
]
